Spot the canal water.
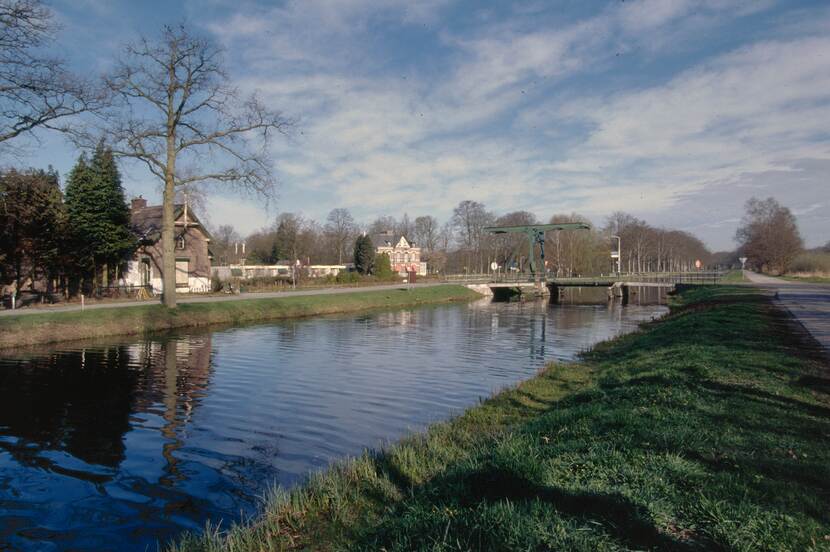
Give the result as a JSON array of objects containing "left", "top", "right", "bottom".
[{"left": 0, "top": 297, "right": 666, "bottom": 551}]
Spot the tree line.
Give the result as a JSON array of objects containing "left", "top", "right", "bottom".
[
  {"left": 211, "top": 200, "right": 714, "bottom": 277},
  {"left": 0, "top": 144, "right": 134, "bottom": 298}
]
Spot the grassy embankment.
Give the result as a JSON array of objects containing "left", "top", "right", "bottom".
[
  {"left": 782, "top": 275, "right": 830, "bottom": 284},
  {"left": 0, "top": 285, "right": 481, "bottom": 350},
  {"left": 719, "top": 269, "right": 748, "bottom": 283},
  {"left": 171, "top": 285, "right": 830, "bottom": 552}
]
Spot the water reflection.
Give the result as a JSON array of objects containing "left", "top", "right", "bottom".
[{"left": 0, "top": 299, "right": 665, "bottom": 551}]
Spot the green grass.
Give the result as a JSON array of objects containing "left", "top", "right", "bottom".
[
  {"left": 719, "top": 269, "right": 748, "bottom": 283},
  {"left": 169, "top": 286, "right": 830, "bottom": 552},
  {"left": 0, "top": 286, "right": 482, "bottom": 349},
  {"left": 781, "top": 275, "right": 830, "bottom": 284}
]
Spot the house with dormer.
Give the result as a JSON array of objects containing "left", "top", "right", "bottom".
[
  {"left": 370, "top": 230, "right": 427, "bottom": 276},
  {"left": 121, "top": 197, "right": 212, "bottom": 294}
]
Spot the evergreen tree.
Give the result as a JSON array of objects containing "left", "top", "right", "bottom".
[
  {"left": 353, "top": 234, "right": 374, "bottom": 274},
  {"left": 64, "top": 143, "right": 136, "bottom": 290},
  {"left": 64, "top": 153, "right": 97, "bottom": 286},
  {"left": 90, "top": 143, "right": 134, "bottom": 270}
]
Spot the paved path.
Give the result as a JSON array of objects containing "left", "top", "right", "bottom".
[
  {"left": 0, "top": 282, "right": 449, "bottom": 318},
  {"left": 744, "top": 271, "right": 830, "bottom": 353}
]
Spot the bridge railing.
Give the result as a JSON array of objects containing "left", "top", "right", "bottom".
[{"left": 441, "top": 271, "right": 728, "bottom": 285}]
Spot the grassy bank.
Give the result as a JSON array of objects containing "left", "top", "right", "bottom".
[
  {"left": 171, "top": 286, "right": 830, "bottom": 551},
  {"left": 719, "top": 269, "right": 748, "bottom": 283},
  {"left": 0, "top": 285, "right": 481, "bottom": 350},
  {"left": 782, "top": 275, "right": 830, "bottom": 284}
]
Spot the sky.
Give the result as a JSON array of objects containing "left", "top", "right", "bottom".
[{"left": 10, "top": 0, "right": 830, "bottom": 250}]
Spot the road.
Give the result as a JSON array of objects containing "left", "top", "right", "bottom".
[
  {"left": 745, "top": 271, "right": 830, "bottom": 353},
  {"left": 0, "top": 282, "right": 448, "bottom": 318}
]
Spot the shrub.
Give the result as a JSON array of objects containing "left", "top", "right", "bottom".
[
  {"left": 373, "top": 253, "right": 395, "bottom": 280},
  {"left": 336, "top": 270, "right": 360, "bottom": 284},
  {"left": 789, "top": 252, "right": 830, "bottom": 274}
]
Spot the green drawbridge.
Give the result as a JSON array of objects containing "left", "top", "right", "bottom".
[{"left": 484, "top": 222, "right": 591, "bottom": 281}]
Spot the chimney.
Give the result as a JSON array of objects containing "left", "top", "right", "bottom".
[{"left": 131, "top": 196, "right": 147, "bottom": 213}]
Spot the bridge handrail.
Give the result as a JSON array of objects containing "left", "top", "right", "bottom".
[{"left": 441, "top": 271, "right": 728, "bottom": 285}]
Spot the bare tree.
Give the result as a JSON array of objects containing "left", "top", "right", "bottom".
[
  {"left": 396, "top": 212, "right": 413, "bottom": 239},
  {"left": 736, "top": 197, "right": 803, "bottom": 274},
  {"left": 325, "top": 208, "right": 356, "bottom": 264},
  {"left": 210, "top": 224, "right": 240, "bottom": 265},
  {"left": 491, "top": 211, "right": 537, "bottom": 269},
  {"left": 367, "top": 215, "right": 396, "bottom": 235},
  {"left": 0, "top": 0, "right": 103, "bottom": 149},
  {"left": 451, "top": 200, "right": 494, "bottom": 273},
  {"left": 413, "top": 215, "right": 439, "bottom": 252},
  {"left": 88, "top": 25, "right": 291, "bottom": 306}
]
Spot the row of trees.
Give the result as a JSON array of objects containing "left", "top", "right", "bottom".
[
  {"left": 0, "top": 145, "right": 133, "bottom": 297},
  {"left": 209, "top": 200, "right": 713, "bottom": 277}
]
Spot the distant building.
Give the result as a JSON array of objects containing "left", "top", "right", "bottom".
[
  {"left": 122, "top": 197, "right": 212, "bottom": 293},
  {"left": 211, "top": 263, "right": 346, "bottom": 280},
  {"left": 370, "top": 230, "right": 427, "bottom": 276}
]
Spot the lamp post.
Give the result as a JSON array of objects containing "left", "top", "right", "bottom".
[{"left": 611, "top": 235, "right": 621, "bottom": 275}]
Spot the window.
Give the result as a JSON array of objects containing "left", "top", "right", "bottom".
[{"left": 176, "top": 236, "right": 186, "bottom": 249}]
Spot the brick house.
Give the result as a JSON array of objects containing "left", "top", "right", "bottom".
[
  {"left": 121, "top": 197, "right": 212, "bottom": 294},
  {"left": 371, "top": 230, "right": 427, "bottom": 276}
]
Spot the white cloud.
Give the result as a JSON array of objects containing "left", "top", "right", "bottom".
[{"left": 47, "top": 0, "right": 820, "bottom": 251}]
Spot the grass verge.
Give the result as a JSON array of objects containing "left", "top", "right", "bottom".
[
  {"left": 782, "top": 275, "right": 830, "bottom": 284},
  {"left": 0, "top": 286, "right": 482, "bottom": 350},
  {"left": 170, "top": 285, "right": 830, "bottom": 552},
  {"left": 719, "top": 269, "right": 748, "bottom": 283}
]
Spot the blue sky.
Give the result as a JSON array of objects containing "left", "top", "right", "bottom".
[{"left": 13, "top": 0, "right": 830, "bottom": 250}]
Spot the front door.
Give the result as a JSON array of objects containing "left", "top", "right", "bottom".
[
  {"left": 140, "top": 258, "right": 151, "bottom": 287},
  {"left": 175, "top": 258, "right": 190, "bottom": 288}
]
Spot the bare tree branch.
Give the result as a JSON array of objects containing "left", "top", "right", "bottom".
[{"left": 0, "top": 0, "right": 106, "bottom": 148}]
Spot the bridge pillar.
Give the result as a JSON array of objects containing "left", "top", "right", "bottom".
[
  {"left": 608, "top": 282, "right": 629, "bottom": 305},
  {"left": 549, "top": 284, "right": 560, "bottom": 304}
]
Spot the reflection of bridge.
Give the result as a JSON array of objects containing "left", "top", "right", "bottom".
[{"left": 456, "top": 271, "right": 725, "bottom": 303}]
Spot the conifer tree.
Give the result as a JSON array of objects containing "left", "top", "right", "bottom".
[
  {"left": 353, "top": 234, "right": 374, "bottom": 275},
  {"left": 63, "top": 153, "right": 96, "bottom": 286},
  {"left": 89, "top": 142, "right": 135, "bottom": 278},
  {"left": 64, "top": 143, "right": 135, "bottom": 290}
]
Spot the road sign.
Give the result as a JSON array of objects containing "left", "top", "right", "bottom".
[
  {"left": 739, "top": 256, "right": 748, "bottom": 269},
  {"left": 695, "top": 259, "right": 702, "bottom": 269},
  {"left": 490, "top": 261, "right": 498, "bottom": 271}
]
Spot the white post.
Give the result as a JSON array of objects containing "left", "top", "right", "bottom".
[
  {"left": 81, "top": 294, "right": 85, "bottom": 310},
  {"left": 11, "top": 295, "right": 15, "bottom": 310}
]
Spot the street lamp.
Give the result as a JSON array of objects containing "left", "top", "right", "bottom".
[{"left": 610, "top": 235, "right": 621, "bottom": 275}]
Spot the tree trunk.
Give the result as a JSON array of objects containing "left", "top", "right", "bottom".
[{"left": 161, "top": 174, "right": 176, "bottom": 307}]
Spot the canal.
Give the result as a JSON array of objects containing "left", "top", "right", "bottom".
[{"left": 0, "top": 296, "right": 667, "bottom": 550}]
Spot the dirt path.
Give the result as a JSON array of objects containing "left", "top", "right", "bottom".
[{"left": 745, "top": 271, "right": 830, "bottom": 353}]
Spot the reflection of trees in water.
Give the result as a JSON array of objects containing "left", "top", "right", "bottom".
[
  {"left": 157, "top": 336, "right": 213, "bottom": 487},
  {"left": 0, "top": 334, "right": 213, "bottom": 479},
  {"left": 0, "top": 347, "right": 138, "bottom": 469}
]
